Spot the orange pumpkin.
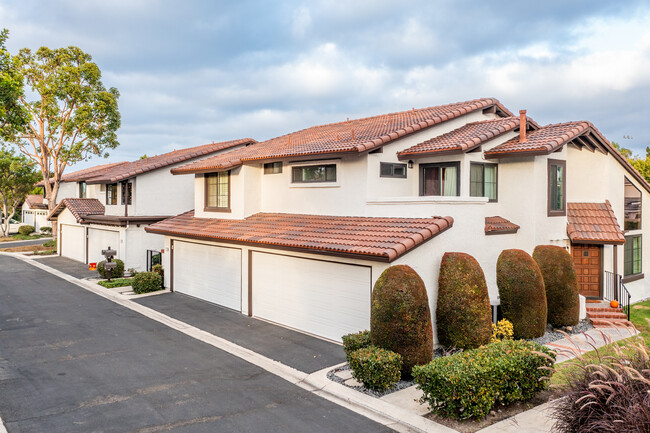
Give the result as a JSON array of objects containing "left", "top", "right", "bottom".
[{"left": 610, "top": 300, "right": 619, "bottom": 308}]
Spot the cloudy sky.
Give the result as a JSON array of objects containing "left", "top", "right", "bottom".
[{"left": 2, "top": 0, "right": 650, "bottom": 170}]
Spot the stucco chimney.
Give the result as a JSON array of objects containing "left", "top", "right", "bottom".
[{"left": 519, "top": 110, "right": 527, "bottom": 143}]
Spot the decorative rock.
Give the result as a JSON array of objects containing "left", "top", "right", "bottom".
[{"left": 566, "top": 326, "right": 573, "bottom": 332}]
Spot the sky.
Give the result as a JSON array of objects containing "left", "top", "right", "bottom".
[{"left": 2, "top": 0, "right": 650, "bottom": 170}]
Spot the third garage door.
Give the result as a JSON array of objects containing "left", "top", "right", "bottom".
[
  {"left": 251, "top": 252, "right": 371, "bottom": 342},
  {"left": 173, "top": 241, "right": 242, "bottom": 311}
]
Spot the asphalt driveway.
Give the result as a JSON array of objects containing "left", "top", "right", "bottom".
[{"left": 0, "top": 255, "right": 390, "bottom": 432}]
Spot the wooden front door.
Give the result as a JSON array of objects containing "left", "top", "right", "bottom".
[{"left": 572, "top": 244, "right": 602, "bottom": 298}]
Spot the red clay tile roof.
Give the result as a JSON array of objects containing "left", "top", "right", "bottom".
[
  {"left": 23, "top": 194, "right": 48, "bottom": 210},
  {"left": 485, "top": 121, "right": 591, "bottom": 157},
  {"left": 47, "top": 198, "right": 105, "bottom": 223},
  {"left": 485, "top": 216, "right": 520, "bottom": 235},
  {"left": 567, "top": 201, "right": 625, "bottom": 245},
  {"left": 36, "top": 161, "right": 129, "bottom": 186},
  {"left": 172, "top": 98, "right": 513, "bottom": 174},
  {"left": 145, "top": 211, "right": 454, "bottom": 262},
  {"left": 398, "top": 117, "right": 521, "bottom": 158}
]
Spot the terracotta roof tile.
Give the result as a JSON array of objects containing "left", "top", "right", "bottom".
[
  {"left": 36, "top": 161, "right": 129, "bottom": 186},
  {"left": 23, "top": 194, "right": 48, "bottom": 210},
  {"left": 399, "top": 117, "right": 521, "bottom": 158},
  {"left": 485, "top": 216, "right": 520, "bottom": 235},
  {"left": 172, "top": 98, "right": 513, "bottom": 174},
  {"left": 484, "top": 121, "right": 591, "bottom": 157},
  {"left": 146, "top": 212, "right": 454, "bottom": 262},
  {"left": 567, "top": 201, "right": 625, "bottom": 245},
  {"left": 47, "top": 198, "right": 105, "bottom": 223}
]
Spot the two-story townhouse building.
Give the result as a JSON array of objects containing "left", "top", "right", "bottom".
[
  {"left": 145, "top": 98, "right": 650, "bottom": 343},
  {"left": 46, "top": 139, "right": 254, "bottom": 270}
]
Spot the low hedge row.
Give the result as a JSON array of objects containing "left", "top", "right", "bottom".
[
  {"left": 132, "top": 272, "right": 162, "bottom": 294},
  {"left": 348, "top": 346, "right": 402, "bottom": 391},
  {"left": 342, "top": 330, "right": 371, "bottom": 361},
  {"left": 412, "top": 340, "right": 555, "bottom": 419}
]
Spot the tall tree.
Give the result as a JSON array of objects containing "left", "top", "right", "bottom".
[
  {"left": 0, "top": 29, "right": 28, "bottom": 139},
  {"left": 0, "top": 149, "right": 40, "bottom": 237},
  {"left": 2, "top": 43, "right": 120, "bottom": 213}
]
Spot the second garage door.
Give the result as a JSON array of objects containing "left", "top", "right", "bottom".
[
  {"left": 60, "top": 224, "right": 85, "bottom": 263},
  {"left": 251, "top": 252, "right": 371, "bottom": 342},
  {"left": 173, "top": 241, "right": 242, "bottom": 311},
  {"left": 87, "top": 228, "right": 120, "bottom": 265}
]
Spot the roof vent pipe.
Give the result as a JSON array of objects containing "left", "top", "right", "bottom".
[{"left": 519, "top": 110, "right": 527, "bottom": 143}]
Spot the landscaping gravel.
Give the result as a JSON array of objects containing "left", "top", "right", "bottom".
[{"left": 531, "top": 320, "right": 594, "bottom": 345}]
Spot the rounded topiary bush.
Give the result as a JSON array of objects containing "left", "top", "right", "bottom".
[
  {"left": 533, "top": 245, "right": 580, "bottom": 327},
  {"left": 497, "top": 249, "right": 547, "bottom": 339},
  {"left": 437, "top": 252, "right": 492, "bottom": 349},
  {"left": 131, "top": 271, "right": 162, "bottom": 294},
  {"left": 371, "top": 265, "right": 433, "bottom": 377},
  {"left": 18, "top": 225, "right": 35, "bottom": 235},
  {"left": 97, "top": 259, "right": 125, "bottom": 279}
]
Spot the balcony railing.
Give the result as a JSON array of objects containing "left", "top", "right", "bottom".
[{"left": 603, "top": 270, "right": 631, "bottom": 320}]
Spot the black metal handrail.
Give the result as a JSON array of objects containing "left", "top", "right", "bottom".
[{"left": 603, "top": 270, "right": 631, "bottom": 320}]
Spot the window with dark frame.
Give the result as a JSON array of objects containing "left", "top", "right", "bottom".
[
  {"left": 420, "top": 162, "right": 460, "bottom": 196},
  {"left": 624, "top": 177, "right": 642, "bottom": 230},
  {"left": 470, "top": 163, "right": 497, "bottom": 202},
  {"left": 624, "top": 235, "right": 642, "bottom": 276},
  {"left": 264, "top": 162, "right": 283, "bottom": 174},
  {"left": 121, "top": 182, "right": 133, "bottom": 205},
  {"left": 291, "top": 164, "right": 337, "bottom": 183},
  {"left": 548, "top": 159, "right": 566, "bottom": 216},
  {"left": 78, "top": 181, "right": 86, "bottom": 198},
  {"left": 205, "top": 171, "right": 230, "bottom": 211},
  {"left": 380, "top": 162, "right": 407, "bottom": 178},
  {"left": 106, "top": 183, "right": 117, "bottom": 205}
]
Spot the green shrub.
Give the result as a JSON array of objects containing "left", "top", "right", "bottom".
[
  {"left": 97, "top": 259, "right": 125, "bottom": 279},
  {"left": 371, "top": 265, "right": 433, "bottom": 377},
  {"left": 491, "top": 319, "right": 514, "bottom": 343},
  {"left": 348, "top": 346, "right": 402, "bottom": 391},
  {"left": 152, "top": 264, "right": 164, "bottom": 279},
  {"left": 413, "top": 340, "right": 555, "bottom": 420},
  {"left": 437, "top": 252, "right": 492, "bottom": 349},
  {"left": 18, "top": 225, "right": 35, "bottom": 235},
  {"left": 39, "top": 226, "right": 52, "bottom": 234},
  {"left": 131, "top": 271, "right": 162, "bottom": 294},
  {"left": 342, "top": 330, "right": 371, "bottom": 361},
  {"left": 497, "top": 249, "right": 547, "bottom": 339},
  {"left": 42, "top": 239, "right": 56, "bottom": 248},
  {"left": 533, "top": 245, "right": 579, "bottom": 327}
]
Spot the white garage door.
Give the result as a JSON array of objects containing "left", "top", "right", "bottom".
[
  {"left": 173, "top": 241, "right": 241, "bottom": 311},
  {"left": 252, "top": 252, "right": 371, "bottom": 342},
  {"left": 87, "top": 228, "right": 120, "bottom": 265},
  {"left": 60, "top": 224, "right": 85, "bottom": 263},
  {"left": 23, "top": 211, "right": 34, "bottom": 227}
]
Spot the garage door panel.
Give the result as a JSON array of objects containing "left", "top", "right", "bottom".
[
  {"left": 173, "top": 241, "right": 241, "bottom": 311},
  {"left": 252, "top": 252, "right": 371, "bottom": 342},
  {"left": 88, "top": 228, "right": 120, "bottom": 265},
  {"left": 61, "top": 224, "right": 85, "bottom": 263}
]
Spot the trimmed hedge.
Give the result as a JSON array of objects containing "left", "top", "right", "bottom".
[
  {"left": 342, "top": 330, "right": 371, "bottom": 361},
  {"left": 348, "top": 346, "right": 402, "bottom": 391},
  {"left": 371, "top": 265, "right": 433, "bottom": 377},
  {"left": 39, "top": 226, "right": 52, "bottom": 234},
  {"left": 497, "top": 249, "right": 547, "bottom": 339},
  {"left": 533, "top": 245, "right": 580, "bottom": 327},
  {"left": 18, "top": 225, "right": 35, "bottom": 235},
  {"left": 437, "top": 252, "right": 492, "bottom": 349},
  {"left": 131, "top": 272, "right": 162, "bottom": 294},
  {"left": 97, "top": 259, "right": 125, "bottom": 279},
  {"left": 413, "top": 340, "right": 555, "bottom": 420}
]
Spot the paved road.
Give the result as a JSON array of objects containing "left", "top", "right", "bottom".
[
  {"left": 0, "top": 255, "right": 390, "bottom": 433},
  {"left": 0, "top": 237, "right": 52, "bottom": 250}
]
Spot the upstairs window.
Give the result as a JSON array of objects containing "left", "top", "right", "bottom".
[
  {"left": 624, "top": 177, "right": 641, "bottom": 230},
  {"left": 121, "top": 182, "right": 133, "bottom": 205},
  {"left": 106, "top": 183, "right": 118, "bottom": 205},
  {"left": 470, "top": 163, "right": 497, "bottom": 202},
  {"left": 420, "top": 162, "right": 459, "bottom": 196},
  {"left": 292, "top": 164, "right": 337, "bottom": 183},
  {"left": 264, "top": 162, "right": 283, "bottom": 174},
  {"left": 624, "top": 235, "right": 642, "bottom": 277},
  {"left": 78, "top": 181, "right": 86, "bottom": 199},
  {"left": 205, "top": 171, "right": 230, "bottom": 211},
  {"left": 380, "top": 162, "right": 407, "bottom": 178},
  {"left": 548, "top": 159, "right": 566, "bottom": 216}
]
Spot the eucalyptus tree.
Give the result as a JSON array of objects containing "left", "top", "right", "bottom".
[{"left": 0, "top": 29, "right": 28, "bottom": 140}]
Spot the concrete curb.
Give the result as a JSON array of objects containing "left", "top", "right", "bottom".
[{"left": 0, "top": 416, "right": 7, "bottom": 433}]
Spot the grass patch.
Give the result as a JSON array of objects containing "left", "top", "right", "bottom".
[
  {"left": 0, "top": 234, "right": 51, "bottom": 242},
  {"left": 97, "top": 278, "right": 133, "bottom": 288},
  {"left": 0, "top": 244, "right": 54, "bottom": 253},
  {"left": 630, "top": 299, "right": 650, "bottom": 340}
]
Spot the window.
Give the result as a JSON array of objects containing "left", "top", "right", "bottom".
[
  {"left": 470, "top": 163, "right": 497, "bottom": 201},
  {"left": 292, "top": 164, "right": 336, "bottom": 183},
  {"left": 380, "top": 162, "right": 407, "bottom": 178},
  {"left": 121, "top": 182, "right": 133, "bottom": 205},
  {"left": 624, "top": 177, "right": 641, "bottom": 230},
  {"left": 548, "top": 159, "right": 566, "bottom": 216},
  {"left": 78, "top": 182, "right": 86, "bottom": 199},
  {"left": 420, "top": 162, "right": 459, "bottom": 196},
  {"left": 264, "top": 162, "right": 283, "bottom": 174},
  {"left": 106, "top": 183, "right": 117, "bottom": 205},
  {"left": 624, "top": 235, "right": 642, "bottom": 277},
  {"left": 205, "top": 171, "right": 230, "bottom": 211}
]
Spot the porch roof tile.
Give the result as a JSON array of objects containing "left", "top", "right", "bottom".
[{"left": 567, "top": 201, "right": 625, "bottom": 245}]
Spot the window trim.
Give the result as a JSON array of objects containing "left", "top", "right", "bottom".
[
  {"left": 547, "top": 159, "right": 566, "bottom": 217},
  {"left": 291, "top": 163, "right": 337, "bottom": 184},
  {"left": 106, "top": 183, "right": 118, "bottom": 206},
  {"left": 623, "top": 234, "right": 643, "bottom": 280},
  {"left": 204, "top": 171, "right": 231, "bottom": 213},
  {"left": 470, "top": 162, "right": 498, "bottom": 202},
  {"left": 380, "top": 162, "right": 407, "bottom": 179},
  {"left": 263, "top": 162, "right": 283, "bottom": 175},
  {"left": 419, "top": 162, "right": 461, "bottom": 197}
]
